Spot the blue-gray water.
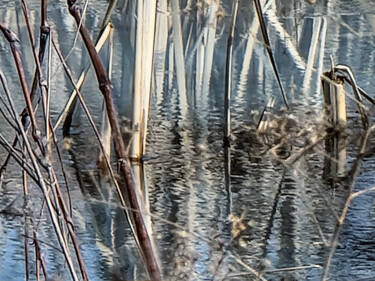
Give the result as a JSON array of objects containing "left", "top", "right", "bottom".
[{"left": 0, "top": 0, "right": 375, "bottom": 280}]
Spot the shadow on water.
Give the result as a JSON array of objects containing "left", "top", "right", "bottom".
[{"left": 0, "top": 0, "right": 375, "bottom": 280}]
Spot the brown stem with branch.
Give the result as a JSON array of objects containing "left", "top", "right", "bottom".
[
  {"left": 66, "top": 1, "right": 161, "bottom": 280},
  {"left": 322, "top": 126, "right": 375, "bottom": 280}
]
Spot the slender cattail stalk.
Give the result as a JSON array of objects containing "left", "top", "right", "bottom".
[
  {"left": 253, "top": 0, "right": 289, "bottom": 109},
  {"left": 322, "top": 126, "right": 375, "bottom": 281},
  {"left": 224, "top": 0, "right": 239, "bottom": 145}
]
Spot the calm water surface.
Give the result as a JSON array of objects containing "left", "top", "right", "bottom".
[{"left": 0, "top": 0, "right": 375, "bottom": 280}]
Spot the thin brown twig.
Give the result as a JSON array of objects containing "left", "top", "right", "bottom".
[{"left": 322, "top": 125, "right": 375, "bottom": 281}]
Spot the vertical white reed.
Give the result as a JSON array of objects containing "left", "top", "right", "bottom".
[
  {"left": 302, "top": 18, "right": 322, "bottom": 91},
  {"left": 316, "top": 18, "right": 327, "bottom": 95},
  {"left": 201, "top": 1, "right": 219, "bottom": 101},
  {"left": 154, "top": 0, "right": 168, "bottom": 104},
  {"left": 130, "top": 0, "right": 144, "bottom": 160},
  {"left": 140, "top": 0, "right": 157, "bottom": 157},
  {"left": 171, "top": 0, "right": 188, "bottom": 117},
  {"left": 99, "top": 27, "right": 114, "bottom": 168},
  {"left": 131, "top": 0, "right": 157, "bottom": 160},
  {"left": 224, "top": 0, "right": 239, "bottom": 142}
]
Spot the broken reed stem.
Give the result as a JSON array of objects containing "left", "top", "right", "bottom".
[
  {"left": 224, "top": 0, "right": 239, "bottom": 145},
  {"left": 66, "top": 1, "right": 161, "bottom": 279},
  {"left": 321, "top": 73, "right": 346, "bottom": 127},
  {"left": 97, "top": 0, "right": 119, "bottom": 38},
  {"left": 334, "top": 65, "right": 368, "bottom": 129}
]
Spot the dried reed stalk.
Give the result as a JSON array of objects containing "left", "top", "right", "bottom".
[
  {"left": 322, "top": 126, "right": 375, "bottom": 280},
  {"left": 253, "top": 0, "right": 289, "bottom": 109},
  {"left": 224, "top": 0, "right": 239, "bottom": 145},
  {"left": 66, "top": 1, "right": 161, "bottom": 279},
  {"left": 1, "top": 4, "right": 90, "bottom": 278},
  {"left": 0, "top": 65, "right": 81, "bottom": 280}
]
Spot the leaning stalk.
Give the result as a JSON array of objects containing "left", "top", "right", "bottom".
[{"left": 66, "top": 1, "right": 161, "bottom": 279}]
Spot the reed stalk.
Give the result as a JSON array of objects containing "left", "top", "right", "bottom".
[
  {"left": 139, "top": 0, "right": 157, "bottom": 160},
  {"left": 66, "top": 1, "right": 161, "bottom": 279},
  {"left": 334, "top": 64, "right": 368, "bottom": 129},
  {"left": 224, "top": 0, "right": 239, "bottom": 145},
  {"left": 1, "top": 3, "right": 92, "bottom": 278},
  {"left": 131, "top": 0, "right": 144, "bottom": 160},
  {"left": 61, "top": 0, "right": 120, "bottom": 136},
  {"left": 302, "top": 18, "right": 322, "bottom": 91},
  {"left": 0, "top": 0, "right": 51, "bottom": 175},
  {"left": 254, "top": 0, "right": 289, "bottom": 108},
  {"left": 51, "top": 38, "right": 150, "bottom": 280},
  {"left": 322, "top": 126, "right": 375, "bottom": 280},
  {"left": 59, "top": 23, "right": 114, "bottom": 136},
  {"left": 153, "top": 0, "right": 168, "bottom": 100},
  {"left": 200, "top": 1, "right": 218, "bottom": 102},
  {"left": 194, "top": 6, "right": 204, "bottom": 106},
  {"left": 0, "top": 66, "right": 81, "bottom": 281},
  {"left": 171, "top": 0, "right": 188, "bottom": 116},
  {"left": 130, "top": 0, "right": 157, "bottom": 160},
  {"left": 99, "top": 26, "right": 114, "bottom": 173},
  {"left": 0, "top": 22, "right": 41, "bottom": 145}
]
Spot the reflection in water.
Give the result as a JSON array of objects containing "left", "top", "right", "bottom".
[{"left": 0, "top": 0, "right": 375, "bottom": 280}]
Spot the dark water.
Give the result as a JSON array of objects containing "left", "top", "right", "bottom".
[{"left": 0, "top": 0, "right": 375, "bottom": 280}]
